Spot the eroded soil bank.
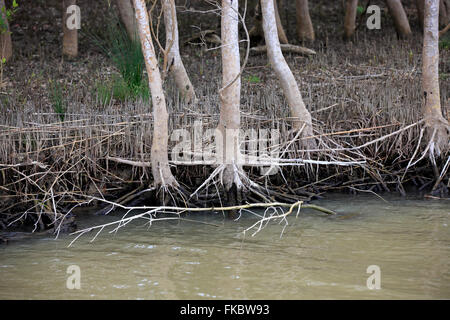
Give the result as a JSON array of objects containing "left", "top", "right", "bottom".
[{"left": 0, "top": 0, "right": 449, "bottom": 233}]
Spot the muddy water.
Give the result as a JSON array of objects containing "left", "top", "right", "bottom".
[{"left": 0, "top": 195, "right": 449, "bottom": 299}]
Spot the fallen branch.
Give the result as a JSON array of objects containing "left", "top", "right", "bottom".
[
  {"left": 250, "top": 44, "right": 316, "bottom": 56},
  {"left": 106, "top": 156, "right": 151, "bottom": 167},
  {"left": 67, "top": 197, "right": 336, "bottom": 247}
]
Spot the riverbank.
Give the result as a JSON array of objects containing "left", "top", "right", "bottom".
[{"left": 0, "top": 0, "right": 449, "bottom": 232}]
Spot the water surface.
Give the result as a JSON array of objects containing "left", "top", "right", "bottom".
[{"left": 0, "top": 194, "right": 449, "bottom": 299}]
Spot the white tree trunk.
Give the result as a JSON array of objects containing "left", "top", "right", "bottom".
[
  {"left": 422, "top": 0, "right": 449, "bottom": 156},
  {"left": 261, "top": 0, "right": 315, "bottom": 146},
  {"left": 386, "top": 0, "right": 412, "bottom": 38},
  {"left": 116, "top": 0, "right": 137, "bottom": 42},
  {"left": 163, "top": 0, "right": 197, "bottom": 104},
  {"left": 133, "top": 0, "right": 178, "bottom": 187},
  {"left": 62, "top": 0, "right": 78, "bottom": 57},
  {"left": 0, "top": 0, "right": 12, "bottom": 62},
  {"left": 296, "top": 0, "right": 315, "bottom": 41},
  {"left": 218, "top": 0, "right": 242, "bottom": 191}
]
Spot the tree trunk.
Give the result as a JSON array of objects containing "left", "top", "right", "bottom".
[
  {"left": 422, "top": 0, "right": 449, "bottom": 156},
  {"left": 133, "top": 0, "right": 178, "bottom": 187},
  {"left": 218, "top": 0, "right": 242, "bottom": 191},
  {"left": 163, "top": 0, "right": 197, "bottom": 104},
  {"left": 249, "top": 2, "right": 264, "bottom": 44},
  {"left": 261, "top": 0, "right": 315, "bottom": 147},
  {"left": 249, "top": 1, "right": 288, "bottom": 45},
  {"left": 344, "top": 0, "right": 358, "bottom": 39},
  {"left": 116, "top": 0, "right": 137, "bottom": 42},
  {"left": 386, "top": 0, "right": 412, "bottom": 38},
  {"left": 274, "top": 0, "right": 289, "bottom": 44},
  {"left": 416, "top": 0, "right": 425, "bottom": 29},
  {"left": 0, "top": 0, "right": 12, "bottom": 62},
  {"left": 296, "top": 0, "right": 315, "bottom": 41},
  {"left": 440, "top": 0, "right": 450, "bottom": 27},
  {"left": 62, "top": 0, "right": 78, "bottom": 58}
]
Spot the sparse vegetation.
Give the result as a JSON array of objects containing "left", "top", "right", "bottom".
[
  {"left": 439, "top": 38, "right": 450, "bottom": 50},
  {"left": 91, "top": 12, "right": 149, "bottom": 102},
  {"left": 246, "top": 75, "right": 261, "bottom": 83},
  {"left": 49, "top": 81, "right": 65, "bottom": 121},
  {"left": 356, "top": 5, "right": 365, "bottom": 15}
]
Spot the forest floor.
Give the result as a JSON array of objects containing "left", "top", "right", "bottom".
[{"left": 0, "top": 0, "right": 449, "bottom": 233}]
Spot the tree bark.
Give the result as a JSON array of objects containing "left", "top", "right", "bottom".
[
  {"left": 344, "top": 0, "right": 358, "bottom": 39},
  {"left": 0, "top": 0, "right": 12, "bottom": 62},
  {"left": 249, "top": 1, "right": 288, "bottom": 45},
  {"left": 249, "top": 2, "right": 264, "bottom": 44},
  {"left": 440, "top": 0, "right": 450, "bottom": 27},
  {"left": 386, "top": 0, "right": 412, "bottom": 38},
  {"left": 217, "top": 0, "right": 243, "bottom": 191},
  {"left": 416, "top": 0, "right": 425, "bottom": 29},
  {"left": 261, "top": 0, "right": 315, "bottom": 147},
  {"left": 274, "top": 0, "right": 288, "bottom": 44},
  {"left": 133, "top": 0, "right": 178, "bottom": 187},
  {"left": 422, "top": 0, "right": 449, "bottom": 156},
  {"left": 116, "top": 0, "right": 137, "bottom": 42},
  {"left": 296, "top": 0, "right": 315, "bottom": 41},
  {"left": 62, "top": 0, "right": 78, "bottom": 58},
  {"left": 163, "top": 0, "right": 197, "bottom": 104}
]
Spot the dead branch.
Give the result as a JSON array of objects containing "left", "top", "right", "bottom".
[
  {"left": 67, "top": 197, "right": 336, "bottom": 247},
  {"left": 250, "top": 44, "right": 316, "bottom": 56}
]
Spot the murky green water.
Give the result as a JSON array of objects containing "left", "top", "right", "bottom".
[{"left": 0, "top": 194, "right": 449, "bottom": 299}]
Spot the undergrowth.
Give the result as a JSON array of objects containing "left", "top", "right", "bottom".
[{"left": 89, "top": 12, "right": 149, "bottom": 102}]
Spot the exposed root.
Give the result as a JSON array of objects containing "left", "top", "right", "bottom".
[
  {"left": 67, "top": 197, "right": 336, "bottom": 247},
  {"left": 2, "top": 117, "right": 446, "bottom": 235}
]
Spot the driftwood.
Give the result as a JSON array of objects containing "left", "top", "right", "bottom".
[{"left": 250, "top": 44, "right": 316, "bottom": 56}]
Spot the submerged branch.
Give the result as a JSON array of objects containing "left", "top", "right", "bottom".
[{"left": 68, "top": 197, "right": 335, "bottom": 247}]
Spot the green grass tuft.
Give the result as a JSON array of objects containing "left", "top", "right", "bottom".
[
  {"left": 356, "top": 5, "right": 364, "bottom": 15},
  {"left": 90, "top": 13, "right": 149, "bottom": 102},
  {"left": 49, "top": 81, "right": 65, "bottom": 121},
  {"left": 246, "top": 75, "right": 261, "bottom": 83},
  {"left": 439, "top": 38, "right": 450, "bottom": 51}
]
